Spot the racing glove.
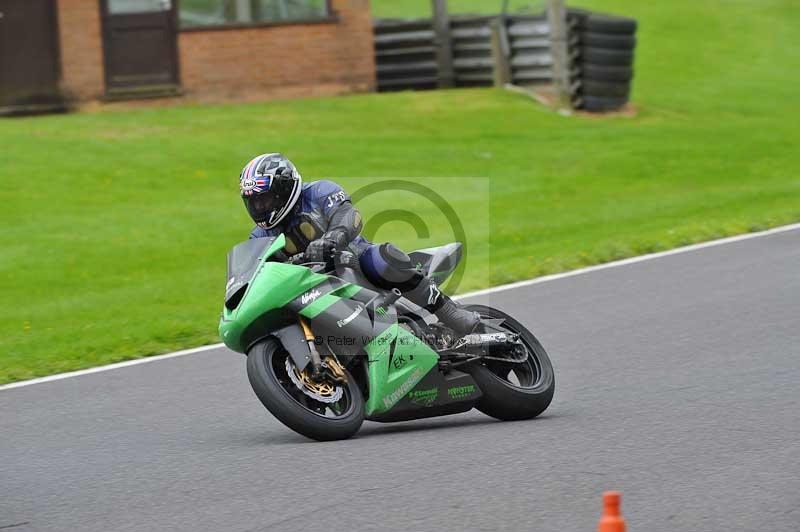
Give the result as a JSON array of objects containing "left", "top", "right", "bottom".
[
  {"left": 305, "top": 230, "right": 348, "bottom": 263},
  {"left": 305, "top": 200, "right": 364, "bottom": 262}
]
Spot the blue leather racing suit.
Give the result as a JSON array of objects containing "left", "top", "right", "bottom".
[{"left": 248, "top": 180, "right": 368, "bottom": 256}]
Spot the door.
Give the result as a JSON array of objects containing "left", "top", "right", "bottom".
[
  {"left": 0, "top": 0, "right": 62, "bottom": 110},
  {"left": 101, "top": 0, "right": 179, "bottom": 95}
]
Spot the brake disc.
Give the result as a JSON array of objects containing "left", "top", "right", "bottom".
[{"left": 285, "top": 358, "right": 344, "bottom": 404}]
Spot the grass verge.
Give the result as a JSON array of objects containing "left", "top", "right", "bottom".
[{"left": 1, "top": 0, "right": 798, "bottom": 383}]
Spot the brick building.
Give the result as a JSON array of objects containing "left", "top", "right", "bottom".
[{"left": 0, "top": 0, "right": 376, "bottom": 112}]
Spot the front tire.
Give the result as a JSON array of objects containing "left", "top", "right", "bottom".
[
  {"left": 464, "top": 305, "right": 555, "bottom": 421},
  {"left": 247, "top": 339, "right": 364, "bottom": 441}
]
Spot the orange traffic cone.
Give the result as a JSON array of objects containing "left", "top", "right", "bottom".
[{"left": 598, "top": 491, "right": 626, "bottom": 532}]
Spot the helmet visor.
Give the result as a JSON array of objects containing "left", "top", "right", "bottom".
[{"left": 243, "top": 191, "right": 281, "bottom": 223}]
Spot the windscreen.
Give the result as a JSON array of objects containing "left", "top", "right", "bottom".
[{"left": 225, "top": 237, "right": 275, "bottom": 304}]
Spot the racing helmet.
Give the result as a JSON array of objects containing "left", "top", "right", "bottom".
[{"left": 239, "top": 153, "right": 302, "bottom": 230}]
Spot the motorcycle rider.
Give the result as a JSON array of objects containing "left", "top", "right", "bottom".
[{"left": 240, "top": 152, "right": 480, "bottom": 335}]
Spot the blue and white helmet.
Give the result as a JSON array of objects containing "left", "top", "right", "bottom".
[{"left": 240, "top": 153, "right": 302, "bottom": 230}]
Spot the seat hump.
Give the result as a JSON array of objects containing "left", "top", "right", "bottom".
[{"left": 408, "top": 242, "right": 463, "bottom": 283}]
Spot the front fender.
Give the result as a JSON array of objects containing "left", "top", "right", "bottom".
[{"left": 270, "top": 323, "right": 312, "bottom": 372}]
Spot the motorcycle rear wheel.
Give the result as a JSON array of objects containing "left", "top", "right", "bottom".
[
  {"left": 464, "top": 305, "right": 555, "bottom": 421},
  {"left": 247, "top": 339, "right": 364, "bottom": 441}
]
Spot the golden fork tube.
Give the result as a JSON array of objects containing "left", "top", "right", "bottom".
[
  {"left": 298, "top": 316, "right": 323, "bottom": 375},
  {"left": 298, "top": 316, "right": 314, "bottom": 341}
]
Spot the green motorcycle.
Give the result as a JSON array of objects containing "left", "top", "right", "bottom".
[{"left": 219, "top": 235, "right": 555, "bottom": 441}]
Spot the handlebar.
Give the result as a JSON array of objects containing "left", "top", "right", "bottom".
[
  {"left": 286, "top": 248, "right": 358, "bottom": 272},
  {"left": 287, "top": 252, "right": 308, "bottom": 265}
]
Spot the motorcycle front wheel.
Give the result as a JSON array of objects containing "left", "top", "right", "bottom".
[
  {"left": 464, "top": 304, "right": 555, "bottom": 421},
  {"left": 246, "top": 339, "right": 364, "bottom": 441}
]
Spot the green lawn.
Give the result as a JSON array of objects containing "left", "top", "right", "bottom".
[{"left": 1, "top": 0, "right": 799, "bottom": 384}]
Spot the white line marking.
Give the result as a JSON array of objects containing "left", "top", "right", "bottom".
[
  {"left": 455, "top": 222, "right": 800, "bottom": 300},
  {"left": 0, "top": 344, "right": 224, "bottom": 392},
  {"left": 2, "top": 221, "right": 799, "bottom": 392}
]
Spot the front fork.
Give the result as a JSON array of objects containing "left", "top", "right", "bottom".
[{"left": 298, "top": 316, "right": 346, "bottom": 383}]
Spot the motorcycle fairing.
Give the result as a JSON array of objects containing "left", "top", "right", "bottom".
[
  {"left": 368, "top": 368, "right": 482, "bottom": 423},
  {"left": 293, "top": 278, "right": 365, "bottom": 320},
  {"left": 219, "top": 260, "right": 329, "bottom": 353},
  {"left": 362, "top": 324, "right": 438, "bottom": 416}
]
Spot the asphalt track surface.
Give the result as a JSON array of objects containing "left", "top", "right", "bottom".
[{"left": 2, "top": 228, "right": 799, "bottom": 532}]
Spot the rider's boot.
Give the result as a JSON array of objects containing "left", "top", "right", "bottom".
[{"left": 405, "top": 277, "right": 481, "bottom": 336}]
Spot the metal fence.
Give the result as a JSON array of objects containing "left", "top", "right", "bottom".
[{"left": 374, "top": 14, "right": 553, "bottom": 91}]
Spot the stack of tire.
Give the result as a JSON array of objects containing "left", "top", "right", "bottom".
[{"left": 567, "top": 10, "right": 638, "bottom": 112}]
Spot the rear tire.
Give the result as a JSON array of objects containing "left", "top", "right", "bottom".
[
  {"left": 463, "top": 305, "right": 555, "bottom": 421},
  {"left": 247, "top": 339, "right": 364, "bottom": 441}
]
